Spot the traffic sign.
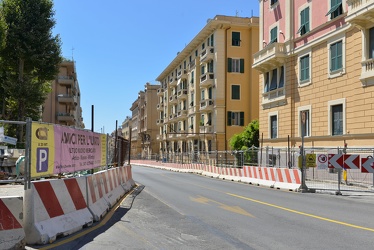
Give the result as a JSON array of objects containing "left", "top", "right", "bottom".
[
  {"left": 328, "top": 154, "right": 360, "bottom": 169},
  {"left": 306, "top": 154, "right": 316, "bottom": 167},
  {"left": 0, "top": 135, "right": 18, "bottom": 145},
  {"left": 361, "top": 157, "right": 374, "bottom": 173},
  {"left": 317, "top": 154, "right": 328, "bottom": 169}
]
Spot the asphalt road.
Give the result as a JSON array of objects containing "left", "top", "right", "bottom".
[{"left": 28, "top": 165, "right": 374, "bottom": 250}]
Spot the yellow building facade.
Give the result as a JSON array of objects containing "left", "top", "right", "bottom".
[
  {"left": 253, "top": 0, "right": 374, "bottom": 149},
  {"left": 156, "top": 15, "right": 259, "bottom": 155}
]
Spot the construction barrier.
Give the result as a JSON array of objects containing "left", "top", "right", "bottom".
[
  {"left": 22, "top": 165, "right": 135, "bottom": 245},
  {"left": 0, "top": 196, "right": 26, "bottom": 250},
  {"left": 131, "top": 160, "right": 301, "bottom": 191},
  {"left": 23, "top": 177, "right": 94, "bottom": 244}
]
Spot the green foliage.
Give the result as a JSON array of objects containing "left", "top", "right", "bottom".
[
  {"left": 229, "top": 120, "right": 259, "bottom": 165},
  {"left": 0, "top": 0, "right": 62, "bottom": 141},
  {"left": 229, "top": 119, "right": 259, "bottom": 150}
]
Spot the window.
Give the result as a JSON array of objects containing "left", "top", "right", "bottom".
[
  {"left": 330, "top": 41, "right": 342, "bottom": 72},
  {"left": 270, "top": 27, "right": 278, "bottom": 44},
  {"left": 271, "top": 0, "right": 278, "bottom": 5},
  {"left": 369, "top": 27, "right": 374, "bottom": 59},
  {"left": 298, "top": 7, "right": 310, "bottom": 35},
  {"left": 299, "top": 109, "right": 310, "bottom": 137},
  {"left": 264, "top": 66, "right": 284, "bottom": 92},
  {"left": 228, "top": 58, "right": 244, "bottom": 73},
  {"left": 300, "top": 55, "right": 310, "bottom": 82},
  {"left": 190, "top": 71, "right": 194, "bottom": 84},
  {"left": 270, "top": 115, "right": 278, "bottom": 139},
  {"left": 326, "top": 0, "right": 342, "bottom": 19},
  {"left": 202, "top": 43, "right": 205, "bottom": 50},
  {"left": 208, "top": 61, "right": 214, "bottom": 72},
  {"left": 201, "top": 65, "right": 205, "bottom": 75},
  {"left": 331, "top": 104, "right": 343, "bottom": 135},
  {"left": 209, "top": 34, "right": 214, "bottom": 46},
  {"left": 201, "top": 89, "right": 205, "bottom": 100},
  {"left": 232, "top": 32, "right": 240, "bottom": 46},
  {"left": 195, "top": 50, "right": 198, "bottom": 57},
  {"left": 232, "top": 85, "right": 240, "bottom": 100},
  {"left": 227, "top": 111, "right": 244, "bottom": 126}
]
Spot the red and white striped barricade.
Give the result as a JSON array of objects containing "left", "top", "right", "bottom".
[
  {"left": 256, "top": 167, "right": 276, "bottom": 188},
  {"left": 0, "top": 196, "right": 26, "bottom": 249},
  {"left": 87, "top": 173, "right": 111, "bottom": 222},
  {"left": 241, "top": 166, "right": 261, "bottom": 185},
  {"left": 23, "top": 177, "right": 93, "bottom": 244},
  {"left": 273, "top": 168, "right": 301, "bottom": 191}
]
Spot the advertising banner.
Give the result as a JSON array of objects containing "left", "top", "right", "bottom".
[{"left": 31, "top": 122, "right": 107, "bottom": 178}]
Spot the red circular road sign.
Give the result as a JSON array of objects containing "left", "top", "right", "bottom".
[{"left": 318, "top": 154, "right": 327, "bottom": 163}]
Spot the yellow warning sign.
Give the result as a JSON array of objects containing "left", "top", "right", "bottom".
[{"left": 306, "top": 154, "right": 316, "bottom": 168}]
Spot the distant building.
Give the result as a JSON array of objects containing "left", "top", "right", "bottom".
[
  {"left": 130, "top": 83, "right": 160, "bottom": 157},
  {"left": 121, "top": 116, "right": 132, "bottom": 140},
  {"left": 156, "top": 15, "right": 259, "bottom": 155},
  {"left": 42, "top": 60, "right": 84, "bottom": 128}
]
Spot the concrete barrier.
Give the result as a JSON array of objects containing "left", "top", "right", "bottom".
[
  {"left": 23, "top": 177, "right": 93, "bottom": 245},
  {"left": 273, "top": 168, "right": 301, "bottom": 191},
  {"left": 0, "top": 196, "right": 25, "bottom": 250},
  {"left": 87, "top": 173, "right": 111, "bottom": 222}
]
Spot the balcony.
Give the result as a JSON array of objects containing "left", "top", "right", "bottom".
[
  {"left": 57, "top": 75, "right": 74, "bottom": 86},
  {"left": 200, "top": 99, "right": 214, "bottom": 111},
  {"left": 177, "top": 69, "right": 187, "bottom": 80},
  {"left": 176, "top": 129, "right": 186, "bottom": 138},
  {"left": 188, "top": 59, "right": 196, "bottom": 71},
  {"left": 57, "top": 113, "right": 75, "bottom": 122},
  {"left": 169, "top": 95, "right": 177, "bottom": 104},
  {"left": 262, "top": 87, "right": 286, "bottom": 109},
  {"left": 156, "top": 134, "right": 162, "bottom": 140},
  {"left": 57, "top": 94, "right": 76, "bottom": 104},
  {"left": 157, "top": 88, "right": 164, "bottom": 96},
  {"left": 252, "top": 43, "right": 287, "bottom": 72},
  {"left": 168, "top": 133, "right": 176, "bottom": 139},
  {"left": 200, "top": 73, "right": 214, "bottom": 87},
  {"left": 199, "top": 125, "right": 213, "bottom": 134},
  {"left": 359, "top": 59, "right": 374, "bottom": 86},
  {"left": 200, "top": 47, "right": 214, "bottom": 63},
  {"left": 157, "top": 103, "right": 164, "bottom": 111},
  {"left": 176, "top": 110, "right": 187, "bottom": 120},
  {"left": 156, "top": 119, "right": 164, "bottom": 126},
  {"left": 177, "top": 89, "right": 188, "bottom": 99},
  {"left": 346, "top": 0, "right": 374, "bottom": 28},
  {"left": 169, "top": 77, "right": 177, "bottom": 87}
]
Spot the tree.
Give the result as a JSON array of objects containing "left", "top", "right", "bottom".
[
  {"left": 0, "top": 0, "right": 62, "bottom": 143},
  {"left": 229, "top": 119, "right": 259, "bottom": 165}
]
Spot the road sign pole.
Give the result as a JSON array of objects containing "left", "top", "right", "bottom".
[{"left": 300, "top": 111, "right": 308, "bottom": 192}]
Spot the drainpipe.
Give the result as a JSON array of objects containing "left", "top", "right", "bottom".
[{"left": 225, "top": 25, "right": 231, "bottom": 151}]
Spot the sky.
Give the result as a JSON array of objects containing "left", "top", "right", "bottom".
[{"left": 52, "top": 0, "right": 259, "bottom": 134}]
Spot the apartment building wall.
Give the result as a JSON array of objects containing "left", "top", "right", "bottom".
[
  {"left": 156, "top": 15, "right": 259, "bottom": 154},
  {"left": 42, "top": 60, "right": 84, "bottom": 128},
  {"left": 254, "top": 0, "right": 374, "bottom": 148}
]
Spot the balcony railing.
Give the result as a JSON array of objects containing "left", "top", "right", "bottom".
[
  {"left": 200, "top": 47, "right": 214, "bottom": 63},
  {"left": 57, "top": 113, "right": 75, "bottom": 122},
  {"left": 346, "top": 0, "right": 374, "bottom": 28},
  {"left": 156, "top": 119, "right": 164, "bottom": 126},
  {"left": 188, "top": 60, "right": 196, "bottom": 71},
  {"left": 253, "top": 43, "right": 287, "bottom": 71},
  {"left": 157, "top": 103, "right": 164, "bottom": 110},
  {"left": 360, "top": 58, "right": 374, "bottom": 86},
  {"left": 199, "top": 125, "right": 212, "bottom": 134},
  {"left": 169, "top": 95, "right": 177, "bottom": 103},
  {"left": 177, "top": 110, "right": 187, "bottom": 119},
  {"left": 57, "top": 75, "right": 74, "bottom": 86},
  {"left": 169, "top": 78, "right": 177, "bottom": 86},
  {"left": 200, "top": 73, "right": 214, "bottom": 87},
  {"left": 157, "top": 88, "right": 164, "bottom": 96},
  {"left": 200, "top": 99, "right": 214, "bottom": 110},
  {"left": 262, "top": 87, "right": 286, "bottom": 108},
  {"left": 177, "top": 89, "right": 188, "bottom": 99},
  {"left": 177, "top": 69, "right": 187, "bottom": 80}
]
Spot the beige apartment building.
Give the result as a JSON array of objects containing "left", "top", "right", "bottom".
[
  {"left": 121, "top": 116, "right": 132, "bottom": 140},
  {"left": 252, "top": 0, "right": 374, "bottom": 149},
  {"left": 130, "top": 83, "right": 160, "bottom": 157},
  {"left": 42, "top": 60, "right": 84, "bottom": 128},
  {"left": 156, "top": 15, "right": 259, "bottom": 156}
]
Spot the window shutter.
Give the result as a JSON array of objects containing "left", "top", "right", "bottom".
[
  {"left": 228, "top": 58, "right": 232, "bottom": 72},
  {"left": 240, "top": 112, "right": 244, "bottom": 126},
  {"left": 227, "top": 111, "right": 232, "bottom": 126},
  {"left": 240, "top": 59, "right": 244, "bottom": 73}
]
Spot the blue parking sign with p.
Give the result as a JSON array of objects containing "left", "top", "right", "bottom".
[{"left": 37, "top": 148, "right": 49, "bottom": 173}]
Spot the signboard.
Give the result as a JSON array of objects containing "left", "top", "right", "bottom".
[
  {"left": 328, "top": 154, "right": 360, "bottom": 169},
  {"left": 317, "top": 154, "right": 328, "bottom": 169},
  {"left": 2, "top": 135, "right": 18, "bottom": 145},
  {"left": 306, "top": 154, "right": 316, "bottom": 168},
  {"left": 361, "top": 157, "right": 374, "bottom": 173},
  {"left": 31, "top": 122, "right": 107, "bottom": 178}
]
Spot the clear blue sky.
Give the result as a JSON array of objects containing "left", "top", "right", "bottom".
[{"left": 53, "top": 0, "right": 259, "bottom": 134}]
